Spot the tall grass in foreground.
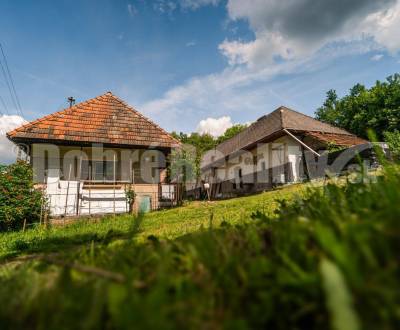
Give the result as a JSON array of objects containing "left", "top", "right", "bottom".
[{"left": 0, "top": 167, "right": 399, "bottom": 329}]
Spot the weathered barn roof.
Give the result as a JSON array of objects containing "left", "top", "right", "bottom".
[
  {"left": 303, "top": 131, "right": 366, "bottom": 147},
  {"left": 7, "top": 92, "right": 179, "bottom": 148},
  {"left": 215, "top": 106, "right": 366, "bottom": 157}
]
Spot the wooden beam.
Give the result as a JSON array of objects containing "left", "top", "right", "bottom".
[{"left": 283, "top": 129, "right": 320, "bottom": 157}]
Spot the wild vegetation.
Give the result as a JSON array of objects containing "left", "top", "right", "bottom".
[
  {"left": 0, "top": 161, "right": 45, "bottom": 231},
  {"left": 316, "top": 73, "right": 400, "bottom": 140},
  {"left": 384, "top": 130, "right": 400, "bottom": 160},
  {"left": 0, "top": 165, "right": 398, "bottom": 329},
  {"left": 170, "top": 124, "right": 248, "bottom": 179}
]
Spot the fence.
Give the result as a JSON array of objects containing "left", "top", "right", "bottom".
[{"left": 44, "top": 180, "right": 180, "bottom": 218}]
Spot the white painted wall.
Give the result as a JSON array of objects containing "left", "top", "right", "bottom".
[
  {"left": 200, "top": 134, "right": 304, "bottom": 184},
  {"left": 46, "top": 171, "right": 128, "bottom": 216},
  {"left": 79, "top": 189, "right": 128, "bottom": 215}
]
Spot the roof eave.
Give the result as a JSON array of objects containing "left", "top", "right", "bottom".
[{"left": 7, "top": 136, "right": 178, "bottom": 151}]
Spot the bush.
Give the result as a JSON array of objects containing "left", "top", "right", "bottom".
[
  {"left": 384, "top": 130, "right": 400, "bottom": 160},
  {"left": 0, "top": 161, "right": 45, "bottom": 231}
]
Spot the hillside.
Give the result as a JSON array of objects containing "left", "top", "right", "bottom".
[
  {"left": 0, "top": 182, "right": 307, "bottom": 261},
  {"left": 0, "top": 169, "right": 399, "bottom": 329}
]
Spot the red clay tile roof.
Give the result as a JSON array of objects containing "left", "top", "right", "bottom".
[
  {"left": 303, "top": 131, "right": 367, "bottom": 147},
  {"left": 216, "top": 106, "right": 364, "bottom": 157},
  {"left": 7, "top": 92, "right": 179, "bottom": 148}
]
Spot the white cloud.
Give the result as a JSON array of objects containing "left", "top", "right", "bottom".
[
  {"left": 180, "top": 0, "right": 220, "bottom": 10},
  {"left": 370, "top": 54, "right": 384, "bottom": 61},
  {"left": 141, "top": 37, "right": 378, "bottom": 132},
  {"left": 221, "top": 0, "right": 400, "bottom": 68},
  {"left": 141, "top": 1, "right": 400, "bottom": 133},
  {"left": 153, "top": 1, "right": 177, "bottom": 14},
  {"left": 186, "top": 41, "right": 196, "bottom": 47},
  {"left": 127, "top": 3, "right": 138, "bottom": 17},
  {"left": 0, "top": 115, "right": 27, "bottom": 164},
  {"left": 361, "top": 1, "right": 400, "bottom": 54},
  {"left": 196, "top": 116, "right": 233, "bottom": 136},
  {"left": 141, "top": 59, "right": 305, "bottom": 131},
  {"left": 152, "top": 0, "right": 220, "bottom": 14}
]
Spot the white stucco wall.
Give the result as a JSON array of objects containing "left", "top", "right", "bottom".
[{"left": 201, "top": 134, "right": 304, "bottom": 184}]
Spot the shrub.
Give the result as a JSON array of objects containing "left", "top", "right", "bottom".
[
  {"left": 0, "top": 161, "right": 45, "bottom": 231},
  {"left": 384, "top": 130, "right": 400, "bottom": 160}
]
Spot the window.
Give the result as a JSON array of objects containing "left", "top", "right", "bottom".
[
  {"left": 94, "top": 162, "right": 104, "bottom": 181},
  {"left": 94, "top": 161, "right": 115, "bottom": 181},
  {"left": 81, "top": 160, "right": 119, "bottom": 182}
]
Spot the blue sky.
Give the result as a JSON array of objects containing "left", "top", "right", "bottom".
[{"left": 1, "top": 0, "right": 400, "bottom": 144}]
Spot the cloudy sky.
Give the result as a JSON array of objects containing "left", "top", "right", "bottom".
[{"left": 1, "top": 0, "right": 400, "bottom": 162}]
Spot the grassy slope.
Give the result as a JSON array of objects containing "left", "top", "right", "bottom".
[
  {"left": 0, "top": 182, "right": 308, "bottom": 260},
  {"left": 0, "top": 168, "right": 399, "bottom": 329}
]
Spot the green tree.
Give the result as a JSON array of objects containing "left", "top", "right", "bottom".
[
  {"left": 316, "top": 74, "right": 400, "bottom": 139},
  {"left": 170, "top": 124, "right": 248, "bottom": 185},
  {"left": 171, "top": 132, "right": 216, "bottom": 180},
  {"left": 216, "top": 124, "right": 248, "bottom": 144},
  {"left": 383, "top": 130, "right": 400, "bottom": 160},
  {"left": 168, "top": 144, "right": 197, "bottom": 184}
]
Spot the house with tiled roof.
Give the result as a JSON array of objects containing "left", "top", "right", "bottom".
[
  {"left": 7, "top": 92, "right": 180, "bottom": 216},
  {"left": 197, "top": 106, "right": 369, "bottom": 199}
]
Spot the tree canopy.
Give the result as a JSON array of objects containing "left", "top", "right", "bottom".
[
  {"left": 315, "top": 74, "right": 400, "bottom": 139},
  {"left": 170, "top": 124, "right": 248, "bottom": 182}
]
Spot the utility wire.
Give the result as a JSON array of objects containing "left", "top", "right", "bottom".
[
  {"left": 0, "top": 42, "right": 24, "bottom": 118},
  {"left": 0, "top": 52, "right": 18, "bottom": 114},
  {"left": 0, "top": 92, "right": 9, "bottom": 115}
]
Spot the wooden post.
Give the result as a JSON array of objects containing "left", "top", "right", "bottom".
[
  {"left": 39, "top": 170, "right": 47, "bottom": 226},
  {"left": 22, "top": 219, "right": 26, "bottom": 232},
  {"left": 130, "top": 158, "right": 133, "bottom": 183},
  {"left": 44, "top": 208, "right": 48, "bottom": 229},
  {"left": 132, "top": 162, "right": 136, "bottom": 214},
  {"left": 76, "top": 153, "right": 83, "bottom": 216},
  {"left": 268, "top": 143, "right": 273, "bottom": 185},
  {"left": 89, "top": 165, "right": 92, "bottom": 216},
  {"left": 64, "top": 163, "right": 73, "bottom": 224}
]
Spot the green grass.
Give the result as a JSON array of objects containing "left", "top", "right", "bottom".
[
  {"left": 0, "top": 182, "right": 307, "bottom": 260},
  {"left": 0, "top": 169, "right": 399, "bottom": 329}
]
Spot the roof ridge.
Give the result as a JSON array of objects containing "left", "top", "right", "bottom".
[
  {"left": 7, "top": 91, "right": 180, "bottom": 147},
  {"left": 216, "top": 107, "right": 283, "bottom": 149},
  {"left": 278, "top": 105, "right": 353, "bottom": 135}
]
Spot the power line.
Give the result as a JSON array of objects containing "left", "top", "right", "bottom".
[
  {"left": 0, "top": 93, "right": 9, "bottom": 116},
  {"left": 0, "top": 42, "right": 24, "bottom": 118},
  {"left": 0, "top": 56, "right": 17, "bottom": 113},
  {"left": 0, "top": 51, "right": 18, "bottom": 114}
]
